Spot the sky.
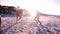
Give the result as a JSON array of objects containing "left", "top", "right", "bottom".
[{"left": 0, "top": 0, "right": 60, "bottom": 16}]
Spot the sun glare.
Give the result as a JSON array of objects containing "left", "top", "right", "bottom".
[
  {"left": 29, "top": 11, "right": 36, "bottom": 18},
  {"left": 1, "top": 0, "right": 60, "bottom": 15}
]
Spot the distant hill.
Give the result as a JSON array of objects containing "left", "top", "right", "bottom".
[
  {"left": 36, "top": 12, "right": 60, "bottom": 19},
  {"left": 0, "top": 5, "right": 15, "bottom": 14}
]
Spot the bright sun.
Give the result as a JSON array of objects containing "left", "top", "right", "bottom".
[{"left": 1, "top": 0, "right": 60, "bottom": 15}]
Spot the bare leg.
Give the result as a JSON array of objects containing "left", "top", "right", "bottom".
[
  {"left": 16, "top": 15, "right": 19, "bottom": 23},
  {"left": 34, "top": 17, "right": 39, "bottom": 24},
  {"left": 18, "top": 16, "right": 21, "bottom": 20},
  {"left": 16, "top": 16, "right": 22, "bottom": 23},
  {"left": 37, "top": 16, "right": 41, "bottom": 24},
  {"left": 34, "top": 16, "right": 41, "bottom": 24}
]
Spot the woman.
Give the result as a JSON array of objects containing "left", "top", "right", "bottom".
[
  {"left": 34, "top": 11, "right": 41, "bottom": 24},
  {"left": 15, "top": 6, "right": 23, "bottom": 23}
]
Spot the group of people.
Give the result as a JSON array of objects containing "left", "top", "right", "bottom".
[
  {"left": 15, "top": 6, "right": 41, "bottom": 24},
  {"left": 0, "top": 6, "right": 41, "bottom": 28}
]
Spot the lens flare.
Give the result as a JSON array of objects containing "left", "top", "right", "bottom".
[{"left": 28, "top": 10, "right": 37, "bottom": 18}]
